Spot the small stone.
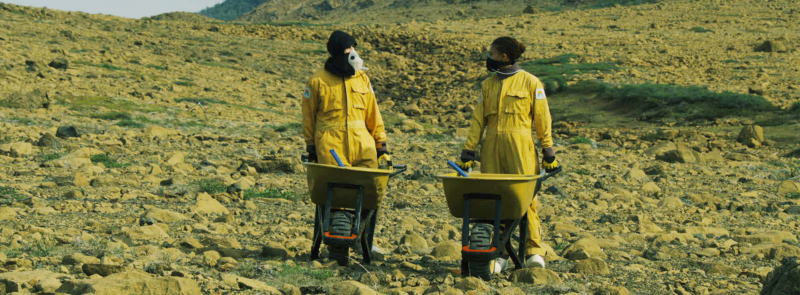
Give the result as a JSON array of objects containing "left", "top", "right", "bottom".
[{"left": 56, "top": 126, "right": 80, "bottom": 138}]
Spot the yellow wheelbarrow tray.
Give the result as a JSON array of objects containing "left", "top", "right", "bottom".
[
  {"left": 437, "top": 167, "right": 561, "bottom": 280},
  {"left": 439, "top": 172, "right": 542, "bottom": 220},
  {"left": 305, "top": 162, "right": 407, "bottom": 266}
]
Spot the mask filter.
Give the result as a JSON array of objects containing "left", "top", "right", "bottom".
[{"left": 348, "top": 50, "right": 368, "bottom": 72}]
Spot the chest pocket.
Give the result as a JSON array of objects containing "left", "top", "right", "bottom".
[
  {"left": 319, "top": 84, "right": 342, "bottom": 113},
  {"left": 503, "top": 91, "right": 530, "bottom": 114},
  {"left": 350, "top": 83, "right": 370, "bottom": 110}
]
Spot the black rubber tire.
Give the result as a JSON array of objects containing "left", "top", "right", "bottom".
[
  {"left": 468, "top": 223, "right": 493, "bottom": 280},
  {"left": 328, "top": 211, "right": 353, "bottom": 266}
]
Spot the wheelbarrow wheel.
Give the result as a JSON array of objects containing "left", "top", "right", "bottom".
[
  {"left": 329, "top": 211, "right": 353, "bottom": 266},
  {"left": 468, "top": 223, "right": 493, "bottom": 280}
]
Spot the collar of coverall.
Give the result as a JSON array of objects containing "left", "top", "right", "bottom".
[{"left": 495, "top": 64, "right": 522, "bottom": 81}]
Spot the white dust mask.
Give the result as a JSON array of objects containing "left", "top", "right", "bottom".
[{"left": 348, "top": 49, "right": 368, "bottom": 72}]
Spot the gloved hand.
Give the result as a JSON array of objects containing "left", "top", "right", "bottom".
[
  {"left": 306, "top": 145, "right": 318, "bottom": 163},
  {"left": 458, "top": 149, "right": 476, "bottom": 170},
  {"left": 376, "top": 142, "right": 388, "bottom": 159},
  {"left": 542, "top": 156, "right": 559, "bottom": 173}
]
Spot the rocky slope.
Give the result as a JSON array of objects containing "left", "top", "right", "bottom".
[{"left": 0, "top": 1, "right": 799, "bottom": 294}]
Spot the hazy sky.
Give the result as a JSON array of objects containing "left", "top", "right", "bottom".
[{"left": 2, "top": 0, "right": 226, "bottom": 19}]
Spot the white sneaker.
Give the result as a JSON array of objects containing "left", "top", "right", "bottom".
[
  {"left": 526, "top": 254, "right": 546, "bottom": 269},
  {"left": 492, "top": 258, "right": 508, "bottom": 274},
  {"left": 371, "top": 244, "right": 384, "bottom": 254}
]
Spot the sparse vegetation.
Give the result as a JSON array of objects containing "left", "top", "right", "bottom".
[
  {"left": 196, "top": 178, "right": 227, "bottom": 194},
  {"left": 199, "top": 0, "right": 265, "bottom": 21},
  {"left": 115, "top": 119, "right": 145, "bottom": 128},
  {"left": 0, "top": 186, "right": 27, "bottom": 204},
  {"left": 568, "top": 137, "right": 592, "bottom": 144},
  {"left": 91, "top": 111, "right": 132, "bottom": 121},
  {"left": 689, "top": 26, "right": 714, "bottom": 33},
  {"left": 90, "top": 154, "right": 131, "bottom": 168},
  {"left": 243, "top": 188, "right": 298, "bottom": 200},
  {"left": 175, "top": 97, "right": 228, "bottom": 105},
  {"left": 788, "top": 193, "right": 800, "bottom": 199},
  {"left": 599, "top": 83, "right": 773, "bottom": 120}
]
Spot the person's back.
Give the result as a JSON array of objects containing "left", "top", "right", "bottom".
[{"left": 302, "top": 31, "right": 388, "bottom": 168}]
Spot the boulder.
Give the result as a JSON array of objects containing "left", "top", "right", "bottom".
[
  {"left": 143, "top": 208, "right": 188, "bottom": 223},
  {"left": 562, "top": 238, "right": 607, "bottom": 260},
  {"left": 192, "top": 193, "right": 229, "bottom": 214},
  {"left": 432, "top": 241, "right": 461, "bottom": 259},
  {"left": 329, "top": 280, "right": 378, "bottom": 295},
  {"left": 737, "top": 125, "right": 764, "bottom": 144},
  {"left": 454, "top": 277, "right": 490, "bottom": 292},
  {"left": 656, "top": 149, "right": 705, "bottom": 163},
  {"left": 570, "top": 257, "right": 610, "bottom": 275},
  {"left": 755, "top": 40, "right": 788, "bottom": 53},
  {"left": 508, "top": 267, "right": 562, "bottom": 284},
  {"left": 56, "top": 271, "right": 201, "bottom": 295},
  {"left": 761, "top": 257, "right": 800, "bottom": 295},
  {"left": 0, "top": 270, "right": 72, "bottom": 293}
]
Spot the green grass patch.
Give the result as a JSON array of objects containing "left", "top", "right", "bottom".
[
  {"left": 243, "top": 188, "right": 298, "bottom": 201},
  {"left": 91, "top": 111, "right": 132, "bottom": 121},
  {"left": 574, "top": 168, "right": 591, "bottom": 175},
  {"left": 723, "top": 59, "right": 740, "bottom": 64},
  {"left": 568, "top": 136, "right": 592, "bottom": 144},
  {"left": 175, "top": 97, "right": 228, "bottom": 105},
  {"left": 689, "top": 26, "right": 714, "bottom": 33},
  {"left": 598, "top": 83, "right": 774, "bottom": 120},
  {"left": 73, "top": 61, "right": 131, "bottom": 71},
  {"left": 0, "top": 186, "right": 27, "bottom": 204},
  {"left": 90, "top": 154, "right": 131, "bottom": 168},
  {"left": 272, "top": 122, "right": 302, "bottom": 133},
  {"left": 521, "top": 54, "right": 619, "bottom": 95},
  {"left": 115, "top": 119, "right": 145, "bottom": 128},
  {"left": 421, "top": 133, "right": 454, "bottom": 141},
  {"left": 196, "top": 179, "right": 227, "bottom": 194},
  {"left": 41, "top": 152, "right": 66, "bottom": 161},
  {"left": 296, "top": 49, "right": 327, "bottom": 55},
  {"left": 787, "top": 193, "right": 800, "bottom": 199},
  {"left": 790, "top": 102, "right": 800, "bottom": 113},
  {"left": 8, "top": 117, "right": 34, "bottom": 125},
  {"left": 146, "top": 64, "right": 167, "bottom": 70},
  {"left": 174, "top": 81, "right": 194, "bottom": 87},
  {"left": 59, "top": 95, "right": 165, "bottom": 113}
]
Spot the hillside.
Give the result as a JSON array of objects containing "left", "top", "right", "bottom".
[
  {"left": 199, "top": 0, "right": 266, "bottom": 21},
  {"left": 0, "top": 1, "right": 799, "bottom": 294}
]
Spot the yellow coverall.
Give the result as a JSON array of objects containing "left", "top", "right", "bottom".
[
  {"left": 303, "top": 69, "right": 387, "bottom": 168},
  {"left": 464, "top": 71, "right": 553, "bottom": 257}
]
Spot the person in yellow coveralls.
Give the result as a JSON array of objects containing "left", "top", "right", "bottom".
[
  {"left": 302, "top": 31, "right": 389, "bottom": 168},
  {"left": 458, "top": 37, "right": 561, "bottom": 271}
]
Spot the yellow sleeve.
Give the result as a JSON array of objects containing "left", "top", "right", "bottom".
[
  {"left": 364, "top": 79, "right": 387, "bottom": 143},
  {"left": 464, "top": 91, "right": 485, "bottom": 151},
  {"left": 531, "top": 79, "right": 553, "bottom": 149},
  {"left": 302, "top": 79, "right": 318, "bottom": 146}
]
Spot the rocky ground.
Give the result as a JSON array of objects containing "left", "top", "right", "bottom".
[{"left": 0, "top": 1, "right": 799, "bottom": 294}]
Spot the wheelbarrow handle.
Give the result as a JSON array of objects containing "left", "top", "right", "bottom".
[
  {"left": 390, "top": 164, "right": 407, "bottom": 178},
  {"left": 540, "top": 166, "right": 563, "bottom": 182},
  {"left": 330, "top": 149, "right": 345, "bottom": 167},
  {"left": 447, "top": 160, "right": 470, "bottom": 177}
]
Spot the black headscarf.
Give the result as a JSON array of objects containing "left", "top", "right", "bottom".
[{"left": 324, "top": 31, "right": 357, "bottom": 77}]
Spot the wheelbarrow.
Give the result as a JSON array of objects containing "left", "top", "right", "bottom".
[
  {"left": 305, "top": 151, "right": 407, "bottom": 266},
  {"left": 438, "top": 162, "right": 561, "bottom": 280}
]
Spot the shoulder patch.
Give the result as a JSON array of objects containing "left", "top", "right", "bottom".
[
  {"left": 303, "top": 87, "right": 311, "bottom": 99},
  {"left": 535, "top": 88, "right": 546, "bottom": 100}
]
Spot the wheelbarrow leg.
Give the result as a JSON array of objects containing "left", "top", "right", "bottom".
[
  {"left": 360, "top": 209, "right": 376, "bottom": 265},
  {"left": 518, "top": 213, "right": 528, "bottom": 268},
  {"left": 310, "top": 205, "right": 323, "bottom": 261}
]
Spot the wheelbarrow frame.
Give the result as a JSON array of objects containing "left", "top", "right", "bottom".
[
  {"left": 307, "top": 163, "right": 407, "bottom": 265},
  {"left": 445, "top": 167, "right": 562, "bottom": 277}
]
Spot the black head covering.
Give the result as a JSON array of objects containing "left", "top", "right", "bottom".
[{"left": 325, "top": 31, "right": 358, "bottom": 77}]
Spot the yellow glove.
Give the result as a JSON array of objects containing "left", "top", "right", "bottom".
[
  {"left": 457, "top": 160, "right": 474, "bottom": 170},
  {"left": 378, "top": 154, "right": 392, "bottom": 170},
  {"left": 543, "top": 156, "right": 559, "bottom": 173}
]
